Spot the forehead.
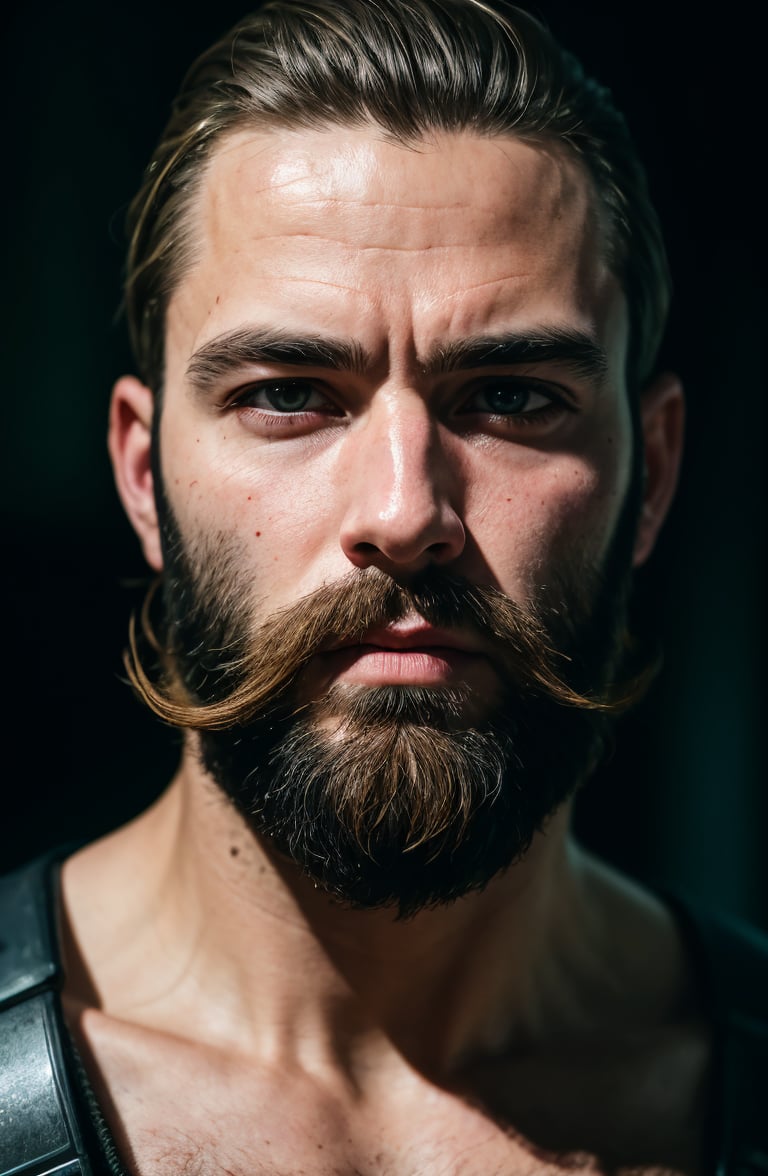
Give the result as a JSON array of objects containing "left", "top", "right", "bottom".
[{"left": 168, "top": 126, "right": 625, "bottom": 367}]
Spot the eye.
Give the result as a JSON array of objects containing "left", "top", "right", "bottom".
[
  {"left": 464, "top": 378, "right": 559, "bottom": 417},
  {"left": 236, "top": 379, "right": 335, "bottom": 414}
]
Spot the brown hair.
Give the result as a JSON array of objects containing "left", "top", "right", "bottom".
[{"left": 124, "top": 0, "right": 670, "bottom": 399}]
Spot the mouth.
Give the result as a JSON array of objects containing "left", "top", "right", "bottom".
[
  {"left": 329, "top": 621, "right": 479, "bottom": 654},
  {"left": 316, "top": 622, "right": 497, "bottom": 689}
]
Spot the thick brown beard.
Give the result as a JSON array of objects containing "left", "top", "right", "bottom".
[{"left": 124, "top": 507, "right": 652, "bottom": 914}]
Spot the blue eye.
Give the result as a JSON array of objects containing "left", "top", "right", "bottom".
[
  {"left": 239, "top": 379, "right": 331, "bottom": 413},
  {"left": 266, "top": 383, "right": 312, "bottom": 411},
  {"left": 469, "top": 380, "right": 555, "bottom": 415}
]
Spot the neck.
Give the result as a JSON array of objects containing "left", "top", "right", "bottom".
[{"left": 61, "top": 747, "right": 686, "bottom": 1083}]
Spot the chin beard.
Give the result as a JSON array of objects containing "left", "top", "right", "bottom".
[
  {"left": 197, "top": 679, "right": 608, "bottom": 917},
  {"left": 125, "top": 442, "right": 648, "bottom": 917}
]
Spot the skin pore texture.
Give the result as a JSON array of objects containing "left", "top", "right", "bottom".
[{"left": 60, "top": 128, "right": 699, "bottom": 1175}]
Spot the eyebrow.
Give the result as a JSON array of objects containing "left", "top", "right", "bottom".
[
  {"left": 186, "top": 324, "right": 608, "bottom": 393},
  {"left": 424, "top": 328, "right": 608, "bottom": 381},
  {"left": 187, "top": 328, "right": 369, "bottom": 392}
]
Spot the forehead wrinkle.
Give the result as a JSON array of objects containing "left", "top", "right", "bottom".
[
  {"left": 273, "top": 197, "right": 477, "bottom": 213},
  {"left": 428, "top": 273, "right": 533, "bottom": 305},
  {"left": 276, "top": 275, "right": 365, "bottom": 296},
  {"left": 250, "top": 229, "right": 507, "bottom": 249},
  {"left": 210, "top": 133, "right": 595, "bottom": 225}
]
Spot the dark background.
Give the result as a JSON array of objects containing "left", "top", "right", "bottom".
[{"left": 3, "top": 2, "right": 766, "bottom": 927}]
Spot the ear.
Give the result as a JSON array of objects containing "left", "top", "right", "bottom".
[
  {"left": 632, "top": 370, "right": 685, "bottom": 567},
  {"left": 108, "top": 375, "right": 163, "bottom": 572}
]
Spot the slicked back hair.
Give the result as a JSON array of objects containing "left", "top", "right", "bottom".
[{"left": 124, "top": 0, "right": 670, "bottom": 400}]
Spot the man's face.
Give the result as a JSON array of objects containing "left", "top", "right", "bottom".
[
  {"left": 161, "top": 127, "right": 632, "bottom": 635},
  {"left": 129, "top": 128, "right": 649, "bottom": 911}
]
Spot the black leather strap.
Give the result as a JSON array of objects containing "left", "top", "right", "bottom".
[{"left": 0, "top": 850, "right": 92, "bottom": 1176}]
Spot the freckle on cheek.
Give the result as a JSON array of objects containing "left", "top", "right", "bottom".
[{"left": 255, "top": 531, "right": 262, "bottom": 537}]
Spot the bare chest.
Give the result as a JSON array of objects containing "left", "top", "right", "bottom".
[
  {"left": 84, "top": 1037, "right": 703, "bottom": 1176},
  {"left": 107, "top": 1100, "right": 692, "bottom": 1176},
  {"left": 96, "top": 1068, "right": 548, "bottom": 1175}
]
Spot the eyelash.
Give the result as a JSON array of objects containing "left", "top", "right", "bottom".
[{"left": 494, "top": 399, "right": 563, "bottom": 427}]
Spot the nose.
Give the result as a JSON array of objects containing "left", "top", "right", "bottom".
[{"left": 339, "top": 393, "right": 466, "bottom": 574}]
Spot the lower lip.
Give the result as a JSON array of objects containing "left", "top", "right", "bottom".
[{"left": 317, "top": 645, "right": 489, "bottom": 687}]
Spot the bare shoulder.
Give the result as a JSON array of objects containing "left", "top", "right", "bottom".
[
  {"left": 460, "top": 1017, "right": 710, "bottom": 1175},
  {"left": 571, "top": 847, "right": 699, "bottom": 1011},
  {"left": 457, "top": 849, "right": 714, "bottom": 1176}
]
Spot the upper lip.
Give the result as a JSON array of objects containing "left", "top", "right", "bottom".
[{"left": 325, "top": 622, "right": 480, "bottom": 654}]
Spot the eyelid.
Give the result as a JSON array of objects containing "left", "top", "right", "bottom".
[
  {"left": 459, "top": 374, "right": 575, "bottom": 411},
  {"left": 474, "top": 370, "right": 576, "bottom": 394},
  {"left": 227, "top": 376, "right": 339, "bottom": 413},
  {"left": 222, "top": 371, "right": 580, "bottom": 425}
]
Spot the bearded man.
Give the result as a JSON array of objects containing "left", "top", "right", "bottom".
[{"left": 1, "top": 1, "right": 766, "bottom": 1173}]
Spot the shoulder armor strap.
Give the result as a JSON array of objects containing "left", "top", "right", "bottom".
[
  {"left": 0, "top": 851, "right": 92, "bottom": 1175},
  {"left": 671, "top": 895, "right": 768, "bottom": 1176},
  {"left": 0, "top": 851, "right": 62, "bottom": 1011}
]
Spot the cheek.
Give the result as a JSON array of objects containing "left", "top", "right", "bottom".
[
  {"left": 543, "top": 460, "right": 627, "bottom": 553},
  {"left": 159, "top": 415, "right": 339, "bottom": 591},
  {"left": 470, "top": 446, "right": 631, "bottom": 590}
]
